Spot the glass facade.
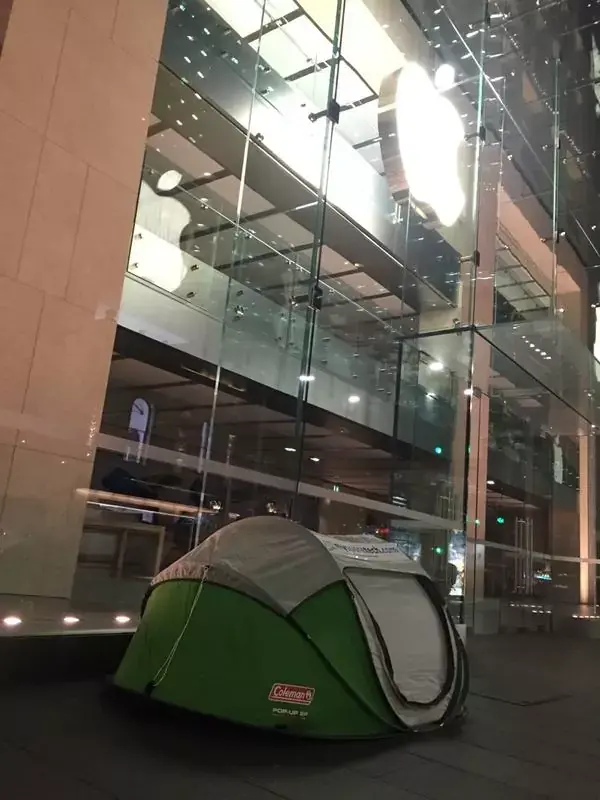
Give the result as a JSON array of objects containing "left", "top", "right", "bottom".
[{"left": 2, "top": 0, "right": 600, "bottom": 637}]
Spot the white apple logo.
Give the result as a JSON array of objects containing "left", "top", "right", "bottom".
[
  {"left": 390, "top": 62, "right": 466, "bottom": 227},
  {"left": 592, "top": 39, "right": 600, "bottom": 117},
  {"left": 128, "top": 180, "right": 193, "bottom": 293}
]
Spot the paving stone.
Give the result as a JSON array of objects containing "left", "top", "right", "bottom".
[
  {"left": 2, "top": 636, "right": 600, "bottom": 800},
  {"left": 378, "top": 751, "right": 540, "bottom": 800},
  {"left": 0, "top": 740, "right": 114, "bottom": 800},
  {"left": 406, "top": 739, "right": 600, "bottom": 798},
  {"left": 250, "top": 767, "right": 424, "bottom": 800}
]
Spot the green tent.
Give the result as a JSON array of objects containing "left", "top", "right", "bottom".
[{"left": 115, "top": 517, "right": 468, "bottom": 738}]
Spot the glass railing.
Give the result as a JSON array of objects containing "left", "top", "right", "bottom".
[
  {"left": 129, "top": 169, "right": 462, "bottom": 423},
  {"left": 128, "top": 172, "right": 583, "bottom": 506},
  {"left": 480, "top": 318, "right": 600, "bottom": 428}
]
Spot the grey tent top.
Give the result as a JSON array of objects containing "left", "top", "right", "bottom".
[{"left": 153, "top": 516, "right": 425, "bottom": 613}]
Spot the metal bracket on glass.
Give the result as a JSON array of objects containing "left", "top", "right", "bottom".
[
  {"left": 294, "top": 285, "right": 323, "bottom": 311},
  {"left": 541, "top": 231, "right": 565, "bottom": 245},
  {"left": 308, "top": 99, "right": 341, "bottom": 125},
  {"left": 459, "top": 250, "right": 480, "bottom": 266},
  {"left": 465, "top": 125, "right": 486, "bottom": 144},
  {"left": 309, "top": 285, "right": 323, "bottom": 311}
]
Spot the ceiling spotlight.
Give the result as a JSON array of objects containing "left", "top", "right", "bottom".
[
  {"left": 114, "top": 615, "right": 131, "bottom": 625},
  {"left": 3, "top": 615, "right": 22, "bottom": 628},
  {"left": 429, "top": 361, "right": 444, "bottom": 372},
  {"left": 298, "top": 374, "right": 315, "bottom": 382},
  {"left": 434, "top": 63, "right": 456, "bottom": 92},
  {"left": 285, "top": 446, "right": 297, "bottom": 453},
  {"left": 310, "top": 456, "right": 320, "bottom": 463},
  {"left": 157, "top": 169, "right": 183, "bottom": 191},
  {"left": 487, "top": 480, "right": 495, "bottom": 486},
  {"left": 63, "top": 615, "right": 80, "bottom": 626},
  {"left": 348, "top": 395, "right": 361, "bottom": 404}
]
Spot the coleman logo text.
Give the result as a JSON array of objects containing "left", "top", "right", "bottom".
[{"left": 268, "top": 683, "right": 315, "bottom": 706}]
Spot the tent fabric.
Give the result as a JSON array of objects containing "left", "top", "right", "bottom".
[
  {"left": 314, "top": 534, "right": 425, "bottom": 575},
  {"left": 119, "top": 517, "right": 467, "bottom": 737},
  {"left": 153, "top": 516, "right": 342, "bottom": 612},
  {"left": 347, "top": 579, "right": 457, "bottom": 730},
  {"left": 153, "top": 519, "right": 428, "bottom": 613},
  {"left": 346, "top": 569, "right": 448, "bottom": 705}
]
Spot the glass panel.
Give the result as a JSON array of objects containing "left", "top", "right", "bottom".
[{"left": 43, "top": 0, "right": 600, "bottom": 636}]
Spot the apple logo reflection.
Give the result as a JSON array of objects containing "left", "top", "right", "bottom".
[
  {"left": 128, "top": 180, "right": 192, "bottom": 293},
  {"left": 379, "top": 61, "right": 466, "bottom": 228}
]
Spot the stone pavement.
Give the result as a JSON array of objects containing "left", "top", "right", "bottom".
[{"left": 2, "top": 635, "right": 600, "bottom": 799}]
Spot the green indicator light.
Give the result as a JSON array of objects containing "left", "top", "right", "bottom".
[{"left": 434, "top": 446, "right": 443, "bottom": 455}]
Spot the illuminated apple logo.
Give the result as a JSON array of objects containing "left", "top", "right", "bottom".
[
  {"left": 379, "top": 62, "right": 466, "bottom": 227},
  {"left": 128, "top": 179, "right": 193, "bottom": 293}
]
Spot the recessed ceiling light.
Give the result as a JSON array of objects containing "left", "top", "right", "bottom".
[
  {"left": 157, "top": 169, "right": 183, "bottom": 191},
  {"left": 63, "top": 615, "right": 80, "bottom": 626},
  {"left": 310, "top": 457, "right": 320, "bottom": 463},
  {"left": 426, "top": 391, "right": 436, "bottom": 399},
  {"left": 487, "top": 480, "right": 495, "bottom": 486},
  {"left": 114, "top": 615, "right": 131, "bottom": 625},
  {"left": 348, "top": 395, "right": 361, "bottom": 404},
  {"left": 298, "top": 374, "right": 315, "bottom": 382},
  {"left": 285, "top": 447, "right": 297, "bottom": 453},
  {"left": 464, "top": 388, "right": 473, "bottom": 396},
  {"left": 429, "top": 361, "right": 444, "bottom": 372},
  {"left": 3, "top": 615, "right": 22, "bottom": 628}
]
